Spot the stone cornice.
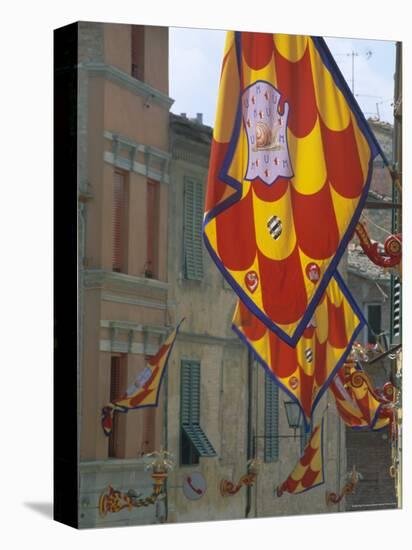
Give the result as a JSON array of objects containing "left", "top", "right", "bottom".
[
  {"left": 347, "top": 265, "right": 390, "bottom": 282},
  {"left": 178, "top": 330, "right": 243, "bottom": 348},
  {"left": 83, "top": 269, "right": 169, "bottom": 299},
  {"left": 79, "top": 62, "right": 174, "bottom": 110},
  {"left": 80, "top": 458, "right": 148, "bottom": 473},
  {"left": 100, "top": 320, "right": 168, "bottom": 334},
  {"left": 171, "top": 135, "right": 211, "bottom": 168}
]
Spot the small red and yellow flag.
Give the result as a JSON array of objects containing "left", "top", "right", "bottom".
[
  {"left": 330, "top": 362, "right": 394, "bottom": 431},
  {"left": 101, "top": 320, "right": 183, "bottom": 437},
  {"left": 276, "top": 419, "right": 325, "bottom": 496}
]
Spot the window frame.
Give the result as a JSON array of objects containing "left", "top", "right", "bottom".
[
  {"left": 108, "top": 353, "right": 127, "bottom": 459},
  {"left": 365, "top": 302, "right": 382, "bottom": 345}
]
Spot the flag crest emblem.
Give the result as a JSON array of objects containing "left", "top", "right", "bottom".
[{"left": 243, "top": 81, "right": 293, "bottom": 185}]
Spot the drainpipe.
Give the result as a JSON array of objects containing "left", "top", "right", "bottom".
[
  {"left": 246, "top": 350, "right": 253, "bottom": 518},
  {"left": 162, "top": 366, "right": 169, "bottom": 522}
]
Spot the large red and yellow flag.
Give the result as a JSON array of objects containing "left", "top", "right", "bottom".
[
  {"left": 276, "top": 419, "right": 325, "bottom": 496},
  {"left": 101, "top": 320, "right": 183, "bottom": 436},
  {"left": 203, "top": 32, "right": 384, "bottom": 426},
  {"left": 203, "top": 32, "right": 381, "bottom": 344}
]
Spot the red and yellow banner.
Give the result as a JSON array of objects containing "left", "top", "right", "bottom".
[
  {"left": 204, "top": 31, "right": 384, "bottom": 425},
  {"left": 204, "top": 32, "right": 381, "bottom": 345},
  {"left": 330, "top": 362, "right": 394, "bottom": 431},
  {"left": 101, "top": 321, "right": 183, "bottom": 437},
  {"left": 276, "top": 419, "right": 324, "bottom": 496}
]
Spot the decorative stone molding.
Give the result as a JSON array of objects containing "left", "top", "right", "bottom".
[
  {"left": 178, "top": 330, "right": 243, "bottom": 348},
  {"left": 101, "top": 293, "right": 168, "bottom": 310},
  {"left": 171, "top": 136, "right": 210, "bottom": 169},
  {"left": 84, "top": 269, "right": 169, "bottom": 297},
  {"left": 80, "top": 458, "right": 148, "bottom": 474},
  {"left": 100, "top": 320, "right": 166, "bottom": 333},
  {"left": 79, "top": 62, "right": 174, "bottom": 111},
  {"left": 99, "top": 321, "right": 168, "bottom": 356},
  {"left": 104, "top": 131, "right": 171, "bottom": 184}
]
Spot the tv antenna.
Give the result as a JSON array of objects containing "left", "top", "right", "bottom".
[{"left": 334, "top": 49, "right": 373, "bottom": 95}]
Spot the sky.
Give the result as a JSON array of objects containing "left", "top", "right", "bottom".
[{"left": 169, "top": 28, "right": 396, "bottom": 128}]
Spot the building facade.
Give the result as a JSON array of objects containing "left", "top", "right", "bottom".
[
  {"left": 78, "top": 22, "right": 172, "bottom": 527},
  {"left": 166, "top": 113, "right": 346, "bottom": 522},
  {"left": 78, "top": 22, "right": 347, "bottom": 529},
  {"left": 344, "top": 119, "right": 398, "bottom": 511}
]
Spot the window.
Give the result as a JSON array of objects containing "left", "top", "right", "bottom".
[
  {"left": 367, "top": 304, "right": 382, "bottom": 344},
  {"left": 108, "top": 355, "right": 127, "bottom": 458},
  {"left": 146, "top": 180, "right": 160, "bottom": 278},
  {"left": 131, "top": 25, "right": 145, "bottom": 80},
  {"left": 112, "top": 170, "right": 128, "bottom": 273},
  {"left": 183, "top": 178, "right": 204, "bottom": 280},
  {"left": 140, "top": 408, "right": 156, "bottom": 456},
  {"left": 264, "top": 373, "right": 279, "bottom": 462},
  {"left": 180, "top": 361, "right": 216, "bottom": 465}
]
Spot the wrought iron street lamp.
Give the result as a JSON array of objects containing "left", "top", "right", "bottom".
[{"left": 284, "top": 401, "right": 302, "bottom": 437}]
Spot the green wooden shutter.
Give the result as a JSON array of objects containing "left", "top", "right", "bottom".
[
  {"left": 181, "top": 361, "right": 200, "bottom": 425},
  {"left": 264, "top": 373, "right": 279, "bottom": 462},
  {"left": 180, "top": 360, "right": 216, "bottom": 457},
  {"left": 391, "top": 277, "right": 401, "bottom": 341},
  {"left": 180, "top": 362, "right": 192, "bottom": 425},
  {"left": 183, "top": 178, "right": 204, "bottom": 280}
]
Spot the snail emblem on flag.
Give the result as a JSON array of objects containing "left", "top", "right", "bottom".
[{"left": 243, "top": 81, "right": 293, "bottom": 185}]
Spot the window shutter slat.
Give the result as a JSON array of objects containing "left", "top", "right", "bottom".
[
  {"left": 183, "top": 178, "right": 204, "bottom": 280},
  {"left": 146, "top": 180, "right": 159, "bottom": 277},
  {"left": 112, "top": 172, "right": 126, "bottom": 272},
  {"left": 264, "top": 373, "right": 279, "bottom": 462}
]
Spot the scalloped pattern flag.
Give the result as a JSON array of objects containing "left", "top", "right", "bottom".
[
  {"left": 330, "top": 363, "right": 393, "bottom": 431},
  {"left": 276, "top": 419, "right": 324, "bottom": 496},
  {"left": 203, "top": 31, "right": 385, "bottom": 425},
  {"left": 233, "top": 273, "right": 363, "bottom": 428},
  {"left": 204, "top": 32, "right": 380, "bottom": 344}
]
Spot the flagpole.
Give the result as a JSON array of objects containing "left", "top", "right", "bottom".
[{"left": 391, "top": 40, "right": 402, "bottom": 509}]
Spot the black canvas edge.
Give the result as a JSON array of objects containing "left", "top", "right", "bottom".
[{"left": 53, "top": 21, "right": 79, "bottom": 529}]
